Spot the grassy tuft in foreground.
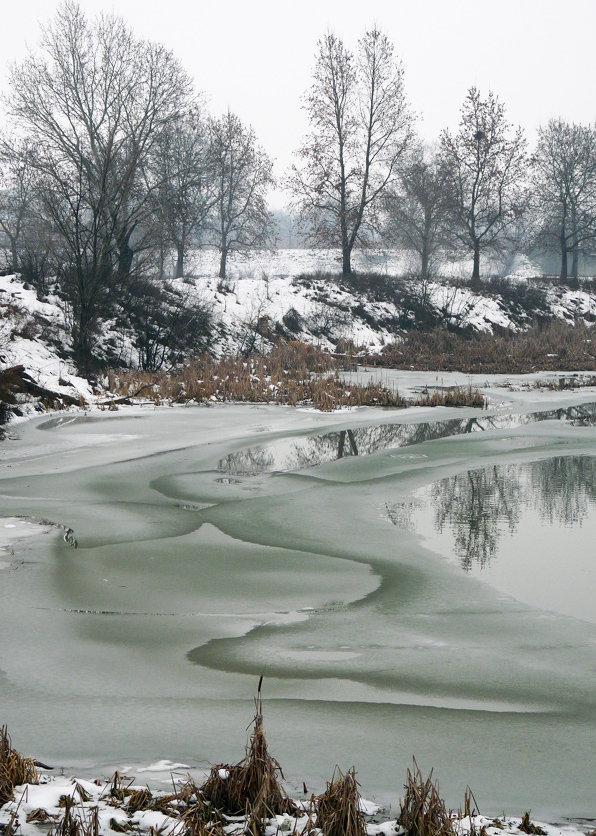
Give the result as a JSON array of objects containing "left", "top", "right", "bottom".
[
  {"left": 202, "top": 686, "right": 298, "bottom": 836},
  {"left": 0, "top": 715, "right": 561, "bottom": 836},
  {"left": 0, "top": 726, "right": 38, "bottom": 808}
]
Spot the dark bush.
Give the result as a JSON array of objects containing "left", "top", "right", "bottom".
[
  {"left": 282, "top": 307, "right": 303, "bottom": 333},
  {"left": 118, "top": 277, "right": 212, "bottom": 370}
]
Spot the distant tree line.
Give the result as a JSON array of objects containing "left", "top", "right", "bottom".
[
  {"left": 288, "top": 30, "right": 596, "bottom": 284},
  {"left": 1, "top": 4, "right": 596, "bottom": 369}
]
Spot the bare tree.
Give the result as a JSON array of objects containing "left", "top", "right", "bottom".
[
  {"left": 288, "top": 28, "right": 414, "bottom": 276},
  {"left": 7, "top": 0, "right": 191, "bottom": 365},
  {"left": 0, "top": 137, "right": 38, "bottom": 273},
  {"left": 531, "top": 119, "right": 596, "bottom": 282},
  {"left": 207, "top": 111, "right": 276, "bottom": 279},
  {"left": 383, "top": 143, "right": 451, "bottom": 279},
  {"left": 439, "top": 88, "right": 527, "bottom": 284},
  {"left": 147, "top": 103, "right": 216, "bottom": 279}
]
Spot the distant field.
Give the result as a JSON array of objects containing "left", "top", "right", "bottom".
[{"left": 180, "top": 248, "right": 537, "bottom": 281}]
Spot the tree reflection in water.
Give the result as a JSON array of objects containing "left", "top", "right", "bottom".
[
  {"left": 218, "top": 402, "right": 596, "bottom": 475},
  {"left": 218, "top": 446, "right": 275, "bottom": 476},
  {"left": 432, "top": 465, "right": 522, "bottom": 570},
  {"left": 419, "top": 456, "right": 596, "bottom": 570}
]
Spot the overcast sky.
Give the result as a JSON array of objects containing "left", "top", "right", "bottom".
[{"left": 3, "top": 0, "right": 596, "bottom": 207}]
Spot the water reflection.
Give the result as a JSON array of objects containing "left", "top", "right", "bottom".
[
  {"left": 431, "top": 465, "right": 521, "bottom": 570},
  {"left": 218, "top": 402, "right": 596, "bottom": 475},
  {"left": 390, "top": 456, "right": 596, "bottom": 571}
]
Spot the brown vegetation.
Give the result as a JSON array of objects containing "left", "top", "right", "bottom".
[
  {"left": 0, "top": 719, "right": 553, "bottom": 836},
  {"left": 103, "top": 343, "right": 406, "bottom": 411},
  {"left": 398, "top": 761, "right": 454, "bottom": 836},
  {"left": 102, "top": 343, "right": 485, "bottom": 410},
  {"left": 378, "top": 321, "right": 596, "bottom": 374},
  {"left": 314, "top": 768, "right": 367, "bottom": 836},
  {"left": 0, "top": 725, "right": 38, "bottom": 807},
  {"left": 202, "top": 685, "right": 298, "bottom": 835},
  {"left": 414, "top": 386, "right": 485, "bottom": 408},
  {"left": 519, "top": 812, "right": 547, "bottom": 835}
]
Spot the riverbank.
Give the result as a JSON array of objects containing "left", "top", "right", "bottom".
[{"left": 0, "top": 722, "right": 592, "bottom": 836}]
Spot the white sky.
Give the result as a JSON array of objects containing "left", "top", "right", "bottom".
[{"left": 3, "top": 0, "right": 596, "bottom": 208}]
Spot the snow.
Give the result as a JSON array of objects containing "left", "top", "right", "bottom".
[
  {"left": 0, "top": 775, "right": 589, "bottom": 836},
  {"left": 0, "top": 517, "right": 58, "bottom": 569},
  {"left": 3, "top": 255, "right": 596, "bottom": 413},
  {"left": 0, "top": 273, "right": 93, "bottom": 406}
]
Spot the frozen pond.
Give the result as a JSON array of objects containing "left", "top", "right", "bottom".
[{"left": 2, "top": 390, "right": 596, "bottom": 820}]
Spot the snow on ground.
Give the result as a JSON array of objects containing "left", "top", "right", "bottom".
[
  {"left": 2, "top": 250, "right": 596, "bottom": 409},
  {"left": 0, "top": 517, "right": 59, "bottom": 569},
  {"left": 163, "top": 249, "right": 596, "bottom": 356},
  {"left": 180, "top": 247, "right": 534, "bottom": 283},
  {"left": 0, "top": 774, "right": 591, "bottom": 836},
  {"left": 0, "top": 274, "right": 93, "bottom": 405}
]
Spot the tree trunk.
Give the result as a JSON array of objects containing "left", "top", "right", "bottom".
[
  {"left": 571, "top": 246, "right": 579, "bottom": 280},
  {"left": 560, "top": 234, "right": 568, "bottom": 282},
  {"left": 421, "top": 241, "right": 429, "bottom": 281},
  {"left": 117, "top": 235, "right": 134, "bottom": 279},
  {"left": 175, "top": 244, "right": 184, "bottom": 279},
  {"left": 10, "top": 239, "right": 18, "bottom": 274},
  {"left": 157, "top": 244, "right": 165, "bottom": 281},
  {"left": 219, "top": 247, "right": 228, "bottom": 279},
  {"left": 472, "top": 241, "right": 481, "bottom": 284},
  {"left": 342, "top": 245, "right": 352, "bottom": 276}
]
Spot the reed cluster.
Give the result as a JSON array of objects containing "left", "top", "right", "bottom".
[
  {"left": 102, "top": 343, "right": 487, "bottom": 411},
  {"left": 1, "top": 706, "right": 549, "bottom": 836},
  {"left": 103, "top": 343, "right": 405, "bottom": 411},
  {"left": 378, "top": 322, "right": 596, "bottom": 374},
  {"left": 0, "top": 726, "right": 38, "bottom": 808}
]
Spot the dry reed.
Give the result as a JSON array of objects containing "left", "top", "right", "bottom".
[
  {"left": 314, "top": 767, "right": 367, "bottom": 836},
  {"left": 414, "top": 387, "right": 486, "bottom": 408},
  {"left": 379, "top": 321, "right": 596, "bottom": 374},
  {"left": 398, "top": 761, "right": 454, "bottom": 836},
  {"left": 103, "top": 343, "right": 405, "bottom": 411},
  {"left": 519, "top": 812, "right": 546, "bottom": 835},
  {"left": 201, "top": 682, "right": 298, "bottom": 835},
  {"left": 0, "top": 726, "right": 38, "bottom": 807}
]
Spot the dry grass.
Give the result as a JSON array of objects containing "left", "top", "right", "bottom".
[
  {"left": 398, "top": 761, "right": 454, "bottom": 836},
  {"left": 175, "top": 782, "right": 226, "bottom": 836},
  {"left": 414, "top": 386, "right": 486, "bottom": 408},
  {"left": 201, "top": 685, "right": 298, "bottom": 835},
  {"left": 0, "top": 723, "right": 558, "bottom": 836},
  {"left": 0, "top": 726, "right": 38, "bottom": 807},
  {"left": 314, "top": 768, "right": 367, "bottom": 836},
  {"left": 379, "top": 321, "right": 596, "bottom": 374},
  {"left": 104, "top": 343, "right": 405, "bottom": 411},
  {"left": 103, "top": 342, "right": 488, "bottom": 410},
  {"left": 125, "top": 788, "right": 153, "bottom": 813},
  {"left": 519, "top": 812, "right": 546, "bottom": 835}
]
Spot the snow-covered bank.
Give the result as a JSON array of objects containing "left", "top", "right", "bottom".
[
  {"left": 0, "top": 274, "right": 93, "bottom": 408},
  {"left": 0, "top": 770, "right": 591, "bottom": 836},
  {"left": 3, "top": 255, "right": 596, "bottom": 413},
  {"left": 175, "top": 266, "right": 596, "bottom": 357}
]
